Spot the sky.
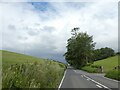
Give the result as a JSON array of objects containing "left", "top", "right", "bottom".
[{"left": 0, "top": 1, "right": 118, "bottom": 63}]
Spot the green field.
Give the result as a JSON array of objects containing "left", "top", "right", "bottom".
[
  {"left": 81, "top": 55, "right": 119, "bottom": 80},
  {"left": 1, "top": 50, "right": 66, "bottom": 88},
  {"left": 93, "top": 55, "right": 118, "bottom": 73},
  {"left": 81, "top": 55, "right": 119, "bottom": 73}
]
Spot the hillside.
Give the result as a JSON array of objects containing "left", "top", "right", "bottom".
[
  {"left": 93, "top": 55, "right": 118, "bottom": 72},
  {"left": 81, "top": 55, "right": 119, "bottom": 73},
  {"left": 1, "top": 50, "right": 66, "bottom": 88},
  {"left": 2, "top": 50, "right": 47, "bottom": 69},
  {"left": 81, "top": 55, "right": 119, "bottom": 80}
]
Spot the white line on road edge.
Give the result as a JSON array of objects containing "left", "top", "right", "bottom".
[
  {"left": 74, "top": 70, "right": 76, "bottom": 72},
  {"left": 81, "top": 75, "right": 83, "bottom": 77},
  {"left": 83, "top": 75, "right": 112, "bottom": 90},
  {"left": 87, "top": 78, "right": 90, "bottom": 81},
  {"left": 102, "top": 76, "right": 119, "bottom": 82},
  {"left": 96, "top": 84, "right": 102, "bottom": 88},
  {"left": 58, "top": 70, "right": 67, "bottom": 90}
]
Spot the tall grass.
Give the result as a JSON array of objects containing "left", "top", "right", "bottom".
[
  {"left": 3, "top": 61, "right": 66, "bottom": 88},
  {"left": 2, "top": 50, "right": 66, "bottom": 88},
  {"left": 105, "top": 70, "right": 120, "bottom": 81}
]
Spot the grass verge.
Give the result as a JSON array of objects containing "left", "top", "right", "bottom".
[
  {"left": 2, "top": 50, "right": 66, "bottom": 88},
  {"left": 81, "top": 65, "right": 101, "bottom": 73},
  {"left": 105, "top": 70, "right": 120, "bottom": 81},
  {"left": 81, "top": 55, "right": 119, "bottom": 81}
]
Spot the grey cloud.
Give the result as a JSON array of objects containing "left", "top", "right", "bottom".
[
  {"left": 17, "top": 36, "right": 28, "bottom": 40},
  {"left": 42, "top": 26, "right": 55, "bottom": 32},
  {"left": 8, "top": 25, "right": 16, "bottom": 30},
  {"left": 25, "top": 47, "right": 66, "bottom": 63},
  {"left": 27, "top": 30, "right": 39, "bottom": 36}
]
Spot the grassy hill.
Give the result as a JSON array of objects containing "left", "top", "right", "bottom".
[
  {"left": 81, "top": 55, "right": 118, "bottom": 73},
  {"left": 1, "top": 50, "right": 66, "bottom": 88},
  {"left": 81, "top": 55, "right": 119, "bottom": 80},
  {"left": 93, "top": 55, "right": 118, "bottom": 72}
]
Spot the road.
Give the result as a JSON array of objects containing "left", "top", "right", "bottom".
[{"left": 59, "top": 66, "right": 119, "bottom": 90}]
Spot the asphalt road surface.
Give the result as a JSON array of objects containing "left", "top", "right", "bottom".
[{"left": 59, "top": 66, "right": 119, "bottom": 90}]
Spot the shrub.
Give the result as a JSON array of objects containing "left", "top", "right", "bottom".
[
  {"left": 81, "top": 64, "right": 103, "bottom": 73},
  {"left": 105, "top": 70, "right": 120, "bottom": 81},
  {"left": 91, "top": 65, "right": 101, "bottom": 68},
  {"left": 2, "top": 61, "right": 66, "bottom": 88},
  {"left": 81, "top": 66, "right": 98, "bottom": 73}
]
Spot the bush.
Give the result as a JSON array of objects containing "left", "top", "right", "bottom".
[
  {"left": 91, "top": 65, "right": 101, "bottom": 68},
  {"left": 105, "top": 70, "right": 120, "bottom": 81},
  {"left": 81, "top": 66, "right": 98, "bottom": 73},
  {"left": 2, "top": 61, "right": 66, "bottom": 88},
  {"left": 81, "top": 64, "right": 103, "bottom": 73}
]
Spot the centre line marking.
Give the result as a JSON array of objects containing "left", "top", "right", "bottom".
[
  {"left": 96, "top": 84, "right": 102, "bottom": 88},
  {"left": 83, "top": 75, "right": 112, "bottom": 90},
  {"left": 81, "top": 75, "right": 83, "bottom": 77}
]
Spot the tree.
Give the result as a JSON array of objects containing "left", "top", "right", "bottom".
[
  {"left": 64, "top": 28, "right": 95, "bottom": 68},
  {"left": 116, "top": 52, "right": 120, "bottom": 55},
  {"left": 93, "top": 47, "right": 115, "bottom": 61}
]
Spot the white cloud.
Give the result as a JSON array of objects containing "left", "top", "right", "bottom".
[{"left": 0, "top": 1, "right": 118, "bottom": 62}]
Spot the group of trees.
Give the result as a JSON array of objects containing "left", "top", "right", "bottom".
[
  {"left": 93, "top": 47, "right": 115, "bottom": 61},
  {"left": 64, "top": 28, "right": 115, "bottom": 68}
]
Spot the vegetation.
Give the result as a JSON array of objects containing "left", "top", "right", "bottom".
[
  {"left": 93, "top": 47, "right": 115, "bottom": 61},
  {"left": 81, "top": 65, "right": 102, "bottom": 73},
  {"left": 81, "top": 55, "right": 118, "bottom": 73},
  {"left": 64, "top": 28, "right": 95, "bottom": 68},
  {"left": 64, "top": 27, "right": 115, "bottom": 69},
  {"left": 93, "top": 55, "right": 118, "bottom": 73},
  {"left": 2, "top": 50, "right": 66, "bottom": 88},
  {"left": 81, "top": 66, "right": 98, "bottom": 73},
  {"left": 81, "top": 55, "right": 119, "bottom": 80},
  {"left": 105, "top": 70, "right": 120, "bottom": 81}
]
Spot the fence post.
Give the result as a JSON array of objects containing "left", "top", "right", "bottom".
[{"left": 101, "top": 66, "right": 103, "bottom": 73}]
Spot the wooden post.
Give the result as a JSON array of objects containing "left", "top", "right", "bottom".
[{"left": 101, "top": 66, "right": 103, "bottom": 73}]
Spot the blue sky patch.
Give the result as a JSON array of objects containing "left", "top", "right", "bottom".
[{"left": 30, "top": 2, "right": 53, "bottom": 12}]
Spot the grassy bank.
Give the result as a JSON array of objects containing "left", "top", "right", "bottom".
[
  {"left": 81, "top": 55, "right": 118, "bottom": 73},
  {"left": 105, "top": 70, "right": 120, "bottom": 81},
  {"left": 2, "top": 50, "right": 66, "bottom": 88},
  {"left": 81, "top": 65, "right": 101, "bottom": 73},
  {"left": 81, "top": 55, "right": 119, "bottom": 80},
  {"left": 93, "top": 55, "right": 118, "bottom": 73}
]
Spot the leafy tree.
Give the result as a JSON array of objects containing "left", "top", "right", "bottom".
[
  {"left": 116, "top": 52, "right": 120, "bottom": 55},
  {"left": 93, "top": 47, "right": 115, "bottom": 61},
  {"left": 64, "top": 28, "right": 95, "bottom": 68}
]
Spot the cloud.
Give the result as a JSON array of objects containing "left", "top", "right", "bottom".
[{"left": 0, "top": 1, "right": 118, "bottom": 62}]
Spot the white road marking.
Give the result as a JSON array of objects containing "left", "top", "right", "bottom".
[
  {"left": 58, "top": 70, "right": 67, "bottom": 90},
  {"left": 96, "top": 84, "right": 102, "bottom": 88},
  {"left": 83, "top": 75, "right": 112, "bottom": 90},
  {"left": 87, "top": 78, "right": 90, "bottom": 81},
  {"left": 74, "top": 70, "right": 77, "bottom": 73},
  {"left": 102, "top": 76, "right": 119, "bottom": 82},
  {"left": 81, "top": 75, "right": 83, "bottom": 77}
]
